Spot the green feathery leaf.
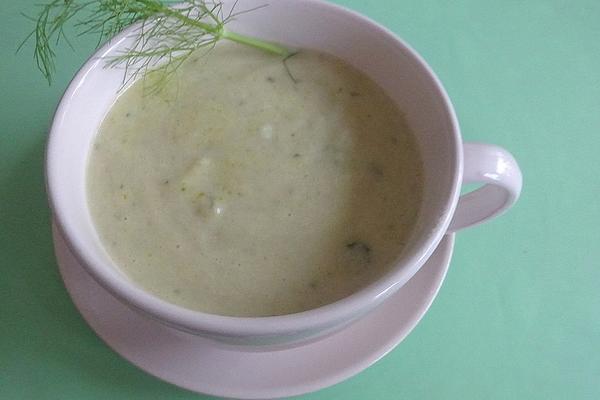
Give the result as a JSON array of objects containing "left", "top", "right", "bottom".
[{"left": 19, "top": 0, "right": 293, "bottom": 87}]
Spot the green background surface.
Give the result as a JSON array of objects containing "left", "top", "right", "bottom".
[{"left": 2, "top": 1, "right": 599, "bottom": 399}]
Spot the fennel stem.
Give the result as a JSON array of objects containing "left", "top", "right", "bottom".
[
  {"left": 160, "top": 6, "right": 291, "bottom": 57},
  {"left": 222, "top": 30, "right": 291, "bottom": 57}
]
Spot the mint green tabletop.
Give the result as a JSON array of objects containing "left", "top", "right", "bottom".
[{"left": 2, "top": 1, "right": 599, "bottom": 399}]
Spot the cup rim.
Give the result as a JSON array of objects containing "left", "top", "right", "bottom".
[{"left": 46, "top": 0, "right": 463, "bottom": 338}]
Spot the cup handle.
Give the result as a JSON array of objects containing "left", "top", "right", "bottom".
[{"left": 448, "top": 142, "right": 523, "bottom": 232}]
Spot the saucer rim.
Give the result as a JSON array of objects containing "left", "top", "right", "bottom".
[{"left": 53, "top": 223, "right": 454, "bottom": 399}]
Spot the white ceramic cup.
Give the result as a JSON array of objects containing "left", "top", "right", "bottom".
[{"left": 47, "top": 0, "right": 522, "bottom": 346}]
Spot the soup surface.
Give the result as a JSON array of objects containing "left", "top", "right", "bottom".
[{"left": 87, "top": 43, "right": 424, "bottom": 316}]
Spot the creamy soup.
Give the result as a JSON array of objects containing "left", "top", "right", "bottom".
[{"left": 87, "top": 43, "right": 424, "bottom": 317}]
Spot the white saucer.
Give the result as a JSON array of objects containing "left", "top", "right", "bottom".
[{"left": 53, "top": 224, "right": 454, "bottom": 399}]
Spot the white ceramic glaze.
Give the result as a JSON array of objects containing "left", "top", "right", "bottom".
[
  {"left": 53, "top": 223, "right": 455, "bottom": 399},
  {"left": 46, "top": 0, "right": 522, "bottom": 346},
  {"left": 449, "top": 143, "right": 522, "bottom": 231}
]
